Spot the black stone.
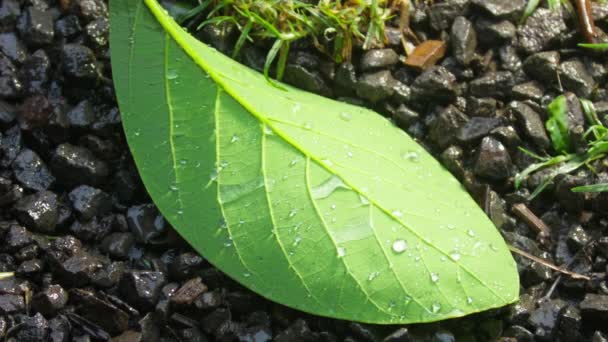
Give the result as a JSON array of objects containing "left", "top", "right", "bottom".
[
  {"left": 509, "top": 101, "right": 550, "bottom": 149},
  {"left": 69, "top": 185, "right": 111, "bottom": 220},
  {"left": 559, "top": 59, "right": 595, "bottom": 98},
  {"left": 471, "top": 0, "right": 525, "bottom": 20},
  {"left": 18, "top": 49, "right": 50, "bottom": 96},
  {"left": 71, "top": 288, "right": 129, "bottom": 335},
  {"left": 528, "top": 299, "right": 567, "bottom": 338},
  {"left": 31, "top": 284, "right": 68, "bottom": 317},
  {"left": 555, "top": 175, "right": 586, "bottom": 214},
  {"left": 6, "top": 312, "right": 48, "bottom": 341},
  {"left": 451, "top": 16, "right": 476, "bottom": 65},
  {"left": 17, "top": 7, "right": 54, "bottom": 46},
  {"left": 54, "top": 252, "right": 103, "bottom": 287},
  {"left": 14, "top": 191, "right": 58, "bottom": 233},
  {"left": 126, "top": 203, "right": 167, "bottom": 244},
  {"left": 474, "top": 136, "right": 513, "bottom": 181},
  {"left": 50, "top": 143, "right": 109, "bottom": 187},
  {"left": 429, "top": 105, "right": 469, "bottom": 148},
  {"left": 0, "top": 33, "right": 27, "bottom": 64},
  {"left": 355, "top": 70, "right": 396, "bottom": 103},
  {"left": 55, "top": 15, "right": 82, "bottom": 39},
  {"left": 428, "top": 0, "right": 469, "bottom": 31},
  {"left": 456, "top": 116, "right": 504, "bottom": 143},
  {"left": 475, "top": 18, "right": 516, "bottom": 45},
  {"left": 411, "top": 66, "right": 457, "bottom": 105},
  {"left": 61, "top": 44, "right": 99, "bottom": 85},
  {"left": 101, "top": 232, "right": 135, "bottom": 260},
  {"left": 119, "top": 271, "right": 167, "bottom": 311},
  {"left": 12, "top": 148, "right": 54, "bottom": 191},
  {"left": 470, "top": 71, "right": 514, "bottom": 98},
  {"left": 512, "top": 81, "right": 544, "bottom": 102},
  {"left": 67, "top": 100, "right": 97, "bottom": 130},
  {"left": 360, "top": 49, "right": 399, "bottom": 71},
  {"left": 283, "top": 64, "right": 332, "bottom": 97},
  {"left": 523, "top": 51, "right": 560, "bottom": 84},
  {"left": 580, "top": 294, "right": 608, "bottom": 329},
  {"left": 85, "top": 17, "right": 109, "bottom": 48},
  {"left": 69, "top": 216, "right": 111, "bottom": 242},
  {"left": 518, "top": 8, "right": 567, "bottom": 54}
]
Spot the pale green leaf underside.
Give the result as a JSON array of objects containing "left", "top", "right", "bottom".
[{"left": 109, "top": 0, "right": 519, "bottom": 324}]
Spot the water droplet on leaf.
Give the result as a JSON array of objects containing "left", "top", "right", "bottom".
[
  {"left": 430, "top": 273, "right": 439, "bottom": 283},
  {"left": 340, "top": 112, "right": 352, "bottom": 121},
  {"left": 167, "top": 69, "right": 178, "bottom": 79},
  {"left": 392, "top": 239, "right": 408, "bottom": 254},
  {"left": 337, "top": 247, "right": 346, "bottom": 258},
  {"left": 431, "top": 303, "right": 441, "bottom": 313}
]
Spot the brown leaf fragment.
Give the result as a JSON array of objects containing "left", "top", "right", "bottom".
[{"left": 404, "top": 40, "right": 446, "bottom": 70}]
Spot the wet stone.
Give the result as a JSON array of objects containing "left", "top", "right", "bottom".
[
  {"left": 0, "top": 53, "right": 21, "bottom": 99},
  {"left": 274, "top": 319, "right": 318, "bottom": 342},
  {"left": 475, "top": 18, "right": 516, "bottom": 45},
  {"left": 119, "top": 271, "right": 167, "bottom": 311},
  {"left": 471, "top": 0, "right": 525, "bottom": 20},
  {"left": 411, "top": 66, "right": 457, "bottom": 104},
  {"left": 429, "top": 105, "right": 469, "bottom": 148},
  {"left": 17, "top": 7, "right": 54, "bottom": 46},
  {"left": 467, "top": 97, "right": 497, "bottom": 117},
  {"left": 50, "top": 143, "right": 109, "bottom": 187},
  {"left": 0, "top": 100, "right": 16, "bottom": 127},
  {"left": 127, "top": 204, "right": 166, "bottom": 244},
  {"left": 383, "top": 328, "right": 412, "bottom": 342},
  {"left": 470, "top": 71, "right": 514, "bottom": 98},
  {"left": 85, "top": 17, "right": 109, "bottom": 48},
  {"left": 456, "top": 116, "right": 504, "bottom": 143},
  {"left": 61, "top": 44, "right": 99, "bottom": 85},
  {"left": 0, "top": 293, "right": 24, "bottom": 314},
  {"left": 55, "top": 252, "right": 103, "bottom": 287},
  {"left": 504, "top": 325, "right": 534, "bottom": 341},
  {"left": 360, "top": 49, "right": 399, "bottom": 71},
  {"left": 580, "top": 294, "right": 608, "bottom": 328},
  {"left": 451, "top": 16, "right": 476, "bottom": 65},
  {"left": 518, "top": 8, "right": 567, "bottom": 54},
  {"left": 169, "top": 251, "right": 204, "bottom": 280},
  {"left": 355, "top": 70, "right": 396, "bottom": 103},
  {"left": 0, "top": 0, "right": 20, "bottom": 29},
  {"left": 70, "top": 0, "right": 108, "bottom": 23},
  {"left": 0, "top": 33, "right": 27, "bottom": 64},
  {"left": 284, "top": 64, "right": 332, "bottom": 97},
  {"left": 100, "top": 232, "right": 134, "bottom": 260},
  {"left": 558, "top": 306, "right": 581, "bottom": 341},
  {"left": 6, "top": 312, "right": 48, "bottom": 341},
  {"left": 509, "top": 101, "right": 550, "bottom": 149},
  {"left": 67, "top": 100, "right": 96, "bottom": 130},
  {"left": 14, "top": 191, "right": 58, "bottom": 233},
  {"left": 523, "top": 51, "right": 560, "bottom": 84},
  {"left": 18, "top": 49, "right": 50, "bottom": 96},
  {"left": 31, "top": 284, "right": 68, "bottom": 317},
  {"left": 69, "top": 185, "right": 111, "bottom": 220},
  {"left": 194, "top": 290, "right": 223, "bottom": 310},
  {"left": 16, "top": 258, "right": 43, "bottom": 276},
  {"left": 4, "top": 224, "right": 33, "bottom": 252},
  {"left": 55, "top": 15, "right": 82, "bottom": 39},
  {"left": 72, "top": 289, "right": 129, "bottom": 336},
  {"left": 512, "top": 81, "right": 544, "bottom": 102},
  {"left": 171, "top": 277, "right": 208, "bottom": 306},
  {"left": 393, "top": 104, "right": 420, "bottom": 128},
  {"left": 17, "top": 95, "right": 52, "bottom": 130},
  {"left": 428, "top": 0, "right": 469, "bottom": 31},
  {"left": 555, "top": 175, "right": 586, "bottom": 214},
  {"left": 69, "top": 216, "right": 111, "bottom": 242},
  {"left": 559, "top": 59, "right": 595, "bottom": 98},
  {"left": 474, "top": 136, "right": 513, "bottom": 181},
  {"left": 334, "top": 61, "right": 358, "bottom": 91},
  {"left": 197, "top": 22, "right": 237, "bottom": 55},
  {"left": 528, "top": 299, "right": 567, "bottom": 338},
  {"left": 48, "top": 316, "right": 70, "bottom": 342},
  {"left": 11, "top": 148, "right": 55, "bottom": 191}
]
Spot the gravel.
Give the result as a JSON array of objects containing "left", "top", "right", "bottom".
[{"left": 0, "top": 0, "right": 608, "bottom": 340}]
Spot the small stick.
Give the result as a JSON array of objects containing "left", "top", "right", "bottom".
[
  {"left": 508, "top": 245, "right": 591, "bottom": 280},
  {"left": 575, "top": 0, "right": 597, "bottom": 43},
  {"left": 511, "top": 203, "right": 551, "bottom": 238}
]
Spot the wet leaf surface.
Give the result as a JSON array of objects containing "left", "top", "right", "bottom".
[{"left": 109, "top": 0, "right": 519, "bottom": 324}]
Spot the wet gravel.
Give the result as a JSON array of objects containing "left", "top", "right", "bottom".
[{"left": 2, "top": 0, "right": 608, "bottom": 340}]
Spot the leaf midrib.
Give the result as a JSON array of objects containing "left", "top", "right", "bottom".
[{"left": 143, "top": 0, "right": 507, "bottom": 305}]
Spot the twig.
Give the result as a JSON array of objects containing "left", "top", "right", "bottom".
[
  {"left": 575, "top": 0, "right": 597, "bottom": 43},
  {"left": 511, "top": 203, "right": 551, "bottom": 238},
  {"left": 0, "top": 272, "right": 14, "bottom": 280},
  {"left": 508, "top": 245, "right": 590, "bottom": 280}
]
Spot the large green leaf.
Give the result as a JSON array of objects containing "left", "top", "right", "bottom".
[{"left": 109, "top": 0, "right": 519, "bottom": 324}]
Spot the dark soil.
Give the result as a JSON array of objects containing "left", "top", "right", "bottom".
[{"left": 1, "top": 0, "right": 608, "bottom": 340}]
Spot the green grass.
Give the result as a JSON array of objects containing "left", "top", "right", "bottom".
[
  {"left": 178, "top": 0, "right": 404, "bottom": 83},
  {"left": 515, "top": 96, "right": 608, "bottom": 198}
]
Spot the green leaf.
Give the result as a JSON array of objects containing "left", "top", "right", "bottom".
[
  {"left": 579, "top": 43, "right": 608, "bottom": 50},
  {"left": 109, "top": 0, "right": 519, "bottom": 324},
  {"left": 572, "top": 183, "right": 608, "bottom": 193},
  {"left": 546, "top": 95, "right": 571, "bottom": 153}
]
